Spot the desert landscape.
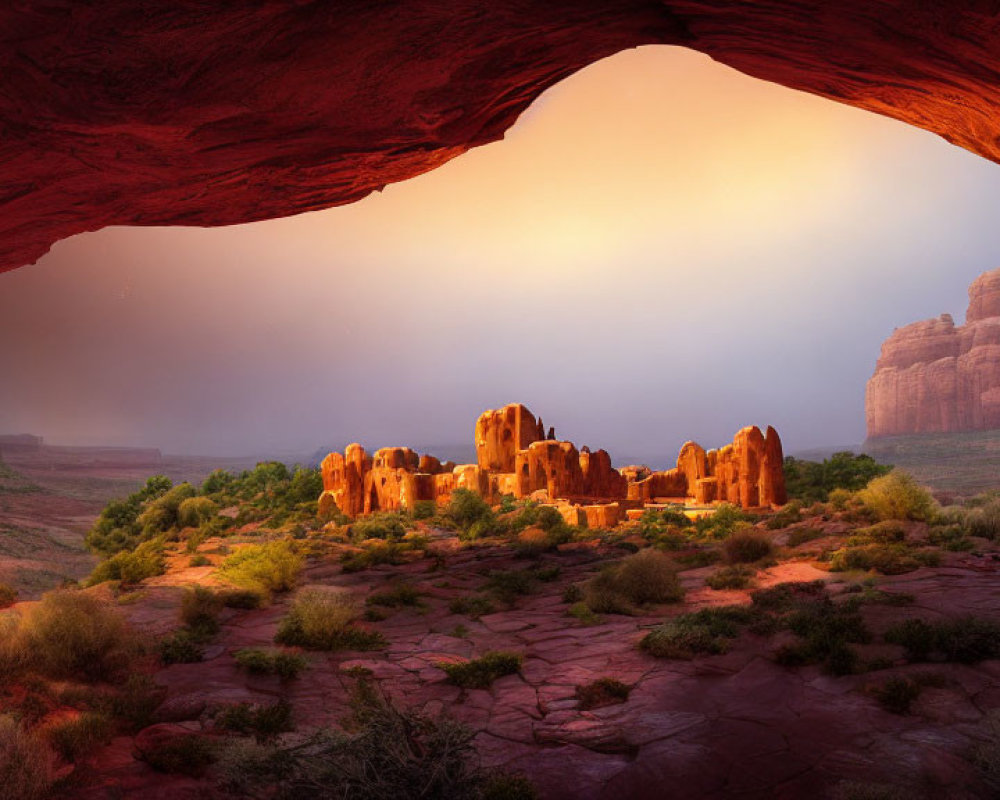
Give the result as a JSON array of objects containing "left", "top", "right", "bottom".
[{"left": 4, "top": 3, "right": 1000, "bottom": 799}]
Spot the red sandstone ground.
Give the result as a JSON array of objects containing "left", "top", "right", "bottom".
[{"left": 44, "top": 516, "right": 1000, "bottom": 800}]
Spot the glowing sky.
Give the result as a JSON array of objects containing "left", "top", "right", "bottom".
[{"left": 2, "top": 46, "right": 1000, "bottom": 465}]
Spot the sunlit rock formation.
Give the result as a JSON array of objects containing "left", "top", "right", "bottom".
[
  {"left": 4, "top": 2, "right": 1000, "bottom": 272},
  {"left": 866, "top": 267, "right": 1000, "bottom": 438},
  {"left": 319, "top": 403, "right": 786, "bottom": 523}
]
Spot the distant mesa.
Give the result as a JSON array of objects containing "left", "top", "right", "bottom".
[
  {"left": 866, "top": 267, "right": 1000, "bottom": 438},
  {"left": 319, "top": 403, "right": 786, "bottom": 527}
]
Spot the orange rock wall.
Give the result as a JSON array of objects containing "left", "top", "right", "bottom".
[
  {"left": 867, "top": 268, "right": 1000, "bottom": 437},
  {"left": 475, "top": 404, "right": 545, "bottom": 472}
]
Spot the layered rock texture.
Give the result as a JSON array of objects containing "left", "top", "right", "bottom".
[
  {"left": 319, "top": 403, "right": 786, "bottom": 523},
  {"left": 4, "top": 2, "right": 1000, "bottom": 272},
  {"left": 866, "top": 268, "right": 1000, "bottom": 438}
]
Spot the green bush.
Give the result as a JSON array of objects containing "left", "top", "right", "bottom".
[
  {"left": 366, "top": 583, "right": 421, "bottom": 608},
  {"left": 189, "top": 553, "right": 211, "bottom": 567},
  {"left": 871, "top": 676, "right": 921, "bottom": 714},
  {"left": 705, "top": 564, "right": 756, "bottom": 590},
  {"left": 827, "top": 543, "right": 937, "bottom": 575},
  {"left": 15, "top": 590, "right": 142, "bottom": 682},
  {"left": 219, "top": 588, "right": 265, "bottom": 609},
  {"left": 350, "top": 512, "right": 412, "bottom": 542},
  {"left": 215, "top": 700, "right": 294, "bottom": 743},
  {"left": 584, "top": 549, "right": 684, "bottom": 614},
  {"left": 234, "top": 648, "right": 308, "bottom": 680},
  {"left": 137, "top": 483, "right": 197, "bottom": 536},
  {"left": 886, "top": 616, "right": 1000, "bottom": 663},
  {"left": 641, "top": 606, "right": 753, "bottom": 659},
  {"left": 142, "top": 732, "right": 215, "bottom": 776},
  {"left": 87, "top": 539, "right": 166, "bottom": 586},
  {"left": 438, "top": 651, "right": 522, "bottom": 689},
  {"left": 159, "top": 630, "right": 204, "bottom": 664},
  {"left": 722, "top": 531, "right": 774, "bottom": 563},
  {"left": 696, "top": 504, "right": 754, "bottom": 538},
  {"left": 446, "top": 489, "right": 494, "bottom": 533},
  {"left": 412, "top": 500, "right": 438, "bottom": 520},
  {"left": 448, "top": 595, "right": 495, "bottom": 619},
  {"left": 177, "top": 496, "right": 219, "bottom": 528},
  {"left": 575, "top": 678, "right": 630, "bottom": 710},
  {"left": 44, "top": 712, "right": 113, "bottom": 762},
  {"left": 180, "top": 585, "right": 222, "bottom": 637},
  {"left": 0, "top": 715, "right": 55, "bottom": 800},
  {"left": 218, "top": 540, "right": 302, "bottom": 598},
  {"left": 857, "top": 471, "right": 935, "bottom": 522},
  {"left": 766, "top": 501, "right": 802, "bottom": 530},
  {"left": 85, "top": 475, "right": 173, "bottom": 557},
  {"left": 848, "top": 520, "right": 906, "bottom": 545},
  {"left": 275, "top": 588, "right": 384, "bottom": 651},
  {"left": 638, "top": 507, "right": 691, "bottom": 540},
  {"left": 783, "top": 452, "right": 892, "bottom": 503}
]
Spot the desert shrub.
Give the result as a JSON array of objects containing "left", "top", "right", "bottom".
[
  {"left": 215, "top": 700, "right": 294, "bottom": 744},
  {"left": 85, "top": 475, "right": 174, "bottom": 557},
  {"left": 567, "top": 602, "right": 600, "bottom": 625},
  {"left": 750, "top": 580, "right": 827, "bottom": 611},
  {"left": 216, "top": 681, "right": 535, "bottom": 800},
  {"left": 705, "top": 564, "right": 756, "bottom": 590},
  {"left": 143, "top": 732, "right": 215, "bottom": 775},
  {"left": 576, "top": 678, "right": 630, "bottom": 710},
  {"left": 275, "top": 588, "right": 384, "bottom": 651},
  {"left": 159, "top": 630, "right": 204, "bottom": 664},
  {"left": 886, "top": 616, "right": 1000, "bottom": 664},
  {"left": 448, "top": 595, "right": 495, "bottom": 619},
  {"left": 177, "top": 496, "right": 219, "bottom": 529},
  {"left": 17, "top": 590, "right": 142, "bottom": 682},
  {"left": 786, "top": 528, "right": 824, "bottom": 547},
  {"left": 722, "top": 531, "right": 774, "bottom": 563},
  {"left": 446, "top": 489, "right": 494, "bottom": 533},
  {"left": 484, "top": 566, "right": 556, "bottom": 605},
  {"left": 827, "top": 543, "right": 937, "bottom": 575},
  {"left": 218, "top": 540, "right": 302, "bottom": 598},
  {"left": 45, "top": 712, "right": 113, "bottom": 762},
  {"left": 641, "top": 606, "right": 753, "bottom": 659},
  {"left": 439, "top": 651, "right": 522, "bottom": 689},
  {"left": 189, "top": 553, "right": 211, "bottom": 567},
  {"left": 350, "top": 512, "right": 412, "bottom": 542},
  {"left": 0, "top": 715, "right": 55, "bottom": 800},
  {"left": 412, "top": 500, "right": 437, "bottom": 520},
  {"left": 637, "top": 507, "right": 690, "bottom": 540},
  {"left": 766, "top": 501, "right": 802, "bottom": 530},
  {"left": 783, "top": 452, "right": 892, "bottom": 503},
  {"left": 180, "top": 585, "right": 222, "bottom": 637},
  {"left": 926, "top": 523, "right": 974, "bottom": 551},
  {"left": 674, "top": 548, "right": 721, "bottom": 569},
  {"left": 366, "top": 583, "right": 421, "bottom": 608},
  {"left": 966, "top": 499, "right": 1000, "bottom": 539},
  {"left": 696, "top": 503, "right": 754, "bottom": 538},
  {"left": 848, "top": 520, "right": 906, "bottom": 545},
  {"left": 584, "top": 550, "right": 683, "bottom": 614},
  {"left": 775, "top": 595, "right": 870, "bottom": 675},
  {"left": 857, "top": 471, "right": 935, "bottom": 522},
  {"left": 871, "top": 676, "right": 921, "bottom": 714},
  {"left": 234, "top": 648, "right": 308, "bottom": 680},
  {"left": 137, "top": 483, "right": 198, "bottom": 536},
  {"left": 87, "top": 538, "right": 166, "bottom": 586},
  {"left": 219, "top": 588, "right": 265, "bottom": 609},
  {"left": 0, "top": 584, "right": 16, "bottom": 609},
  {"left": 340, "top": 541, "right": 406, "bottom": 572}
]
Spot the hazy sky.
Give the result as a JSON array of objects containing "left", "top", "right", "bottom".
[{"left": 2, "top": 46, "right": 1000, "bottom": 466}]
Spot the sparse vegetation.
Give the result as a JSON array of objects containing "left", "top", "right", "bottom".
[
  {"left": 214, "top": 700, "right": 294, "bottom": 743},
  {"left": 576, "top": 678, "right": 630, "bottom": 710},
  {"left": 366, "top": 582, "right": 421, "bottom": 608},
  {"left": 0, "top": 715, "right": 55, "bottom": 800},
  {"left": 216, "top": 680, "right": 536, "bottom": 799},
  {"left": 234, "top": 648, "right": 308, "bottom": 680},
  {"left": 275, "top": 588, "right": 384, "bottom": 651},
  {"left": 641, "top": 606, "right": 754, "bottom": 659},
  {"left": 449, "top": 594, "right": 496, "bottom": 619},
  {"left": 722, "top": 531, "right": 773, "bottom": 563},
  {"left": 583, "top": 549, "right": 684, "bottom": 614},
  {"left": 218, "top": 540, "right": 302, "bottom": 598},
  {"left": 44, "top": 712, "right": 113, "bottom": 762},
  {"left": 439, "top": 651, "right": 522, "bottom": 689},
  {"left": 705, "top": 564, "right": 756, "bottom": 590},
  {"left": 870, "top": 675, "right": 921, "bottom": 714},
  {"left": 885, "top": 616, "right": 1000, "bottom": 663}
]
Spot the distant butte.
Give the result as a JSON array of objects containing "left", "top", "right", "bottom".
[
  {"left": 867, "top": 267, "right": 1000, "bottom": 438},
  {"left": 319, "top": 403, "right": 787, "bottom": 526},
  {"left": 3, "top": 2, "right": 1000, "bottom": 272}
]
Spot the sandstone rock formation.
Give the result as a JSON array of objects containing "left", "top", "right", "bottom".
[
  {"left": 320, "top": 404, "right": 786, "bottom": 522},
  {"left": 866, "top": 267, "right": 1000, "bottom": 438},
  {"left": 4, "top": 2, "right": 1000, "bottom": 272}
]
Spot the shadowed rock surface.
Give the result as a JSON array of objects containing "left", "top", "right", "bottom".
[{"left": 4, "top": 1, "right": 1000, "bottom": 272}]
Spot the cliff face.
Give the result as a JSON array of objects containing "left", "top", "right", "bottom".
[
  {"left": 4, "top": 1, "right": 1000, "bottom": 273},
  {"left": 866, "top": 268, "right": 1000, "bottom": 438}
]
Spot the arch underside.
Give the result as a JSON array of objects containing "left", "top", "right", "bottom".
[{"left": 2, "top": 0, "right": 999, "bottom": 272}]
